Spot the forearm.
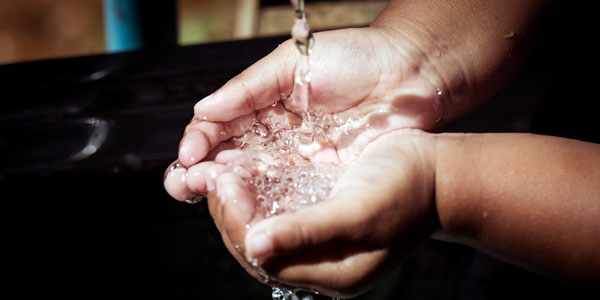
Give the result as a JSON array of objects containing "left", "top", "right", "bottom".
[
  {"left": 434, "top": 133, "right": 600, "bottom": 285},
  {"left": 371, "top": 0, "right": 550, "bottom": 123}
]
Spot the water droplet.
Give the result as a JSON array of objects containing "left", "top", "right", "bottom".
[
  {"left": 503, "top": 31, "right": 515, "bottom": 39},
  {"left": 304, "top": 72, "right": 311, "bottom": 83},
  {"left": 184, "top": 193, "right": 204, "bottom": 205},
  {"left": 272, "top": 287, "right": 289, "bottom": 300},
  {"left": 252, "top": 123, "right": 270, "bottom": 138},
  {"left": 436, "top": 88, "right": 443, "bottom": 96},
  {"left": 168, "top": 160, "right": 182, "bottom": 172},
  {"left": 270, "top": 201, "right": 280, "bottom": 214},
  {"left": 220, "top": 0, "right": 344, "bottom": 220}
]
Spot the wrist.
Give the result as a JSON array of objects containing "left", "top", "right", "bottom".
[
  {"left": 370, "top": 6, "right": 471, "bottom": 127},
  {"left": 432, "top": 133, "right": 480, "bottom": 243},
  {"left": 371, "top": 0, "right": 549, "bottom": 125}
]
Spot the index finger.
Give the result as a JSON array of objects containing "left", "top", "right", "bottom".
[{"left": 194, "top": 41, "right": 297, "bottom": 122}]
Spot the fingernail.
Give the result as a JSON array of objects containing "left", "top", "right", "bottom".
[
  {"left": 179, "top": 131, "right": 207, "bottom": 167},
  {"left": 179, "top": 138, "right": 197, "bottom": 165},
  {"left": 163, "top": 168, "right": 189, "bottom": 201},
  {"left": 194, "top": 93, "right": 215, "bottom": 117},
  {"left": 250, "top": 233, "right": 273, "bottom": 258}
]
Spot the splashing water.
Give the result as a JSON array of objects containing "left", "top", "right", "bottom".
[
  {"left": 291, "top": 0, "right": 314, "bottom": 56},
  {"left": 232, "top": 1, "right": 348, "bottom": 299},
  {"left": 228, "top": 0, "right": 343, "bottom": 219},
  {"left": 290, "top": 0, "right": 315, "bottom": 137},
  {"left": 232, "top": 107, "right": 346, "bottom": 218},
  {"left": 272, "top": 287, "right": 293, "bottom": 300},
  {"left": 272, "top": 287, "right": 316, "bottom": 300}
]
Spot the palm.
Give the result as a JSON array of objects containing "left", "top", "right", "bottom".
[
  {"left": 191, "top": 28, "right": 440, "bottom": 164},
  {"left": 300, "top": 28, "right": 383, "bottom": 112},
  {"left": 288, "top": 28, "right": 441, "bottom": 163},
  {"left": 308, "top": 28, "right": 441, "bottom": 127}
]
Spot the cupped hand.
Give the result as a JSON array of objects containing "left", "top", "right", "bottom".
[
  {"left": 174, "top": 27, "right": 444, "bottom": 166},
  {"left": 164, "top": 27, "right": 444, "bottom": 296},
  {"left": 167, "top": 128, "right": 438, "bottom": 297},
  {"left": 242, "top": 130, "right": 438, "bottom": 297}
]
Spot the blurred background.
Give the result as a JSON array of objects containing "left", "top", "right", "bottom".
[{"left": 0, "top": 0, "right": 387, "bottom": 65}]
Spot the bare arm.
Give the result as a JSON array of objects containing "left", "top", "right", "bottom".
[
  {"left": 436, "top": 133, "right": 600, "bottom": 285},
  {"left": 180, "top": 129, "right": 599, "bottom": 296},
  {"left": 371, "top": 0, "right": 550, "bottom": 123}
]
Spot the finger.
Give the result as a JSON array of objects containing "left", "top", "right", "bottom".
[
  {"left": 186, "top": 151, "right": 255, "bottom": 196},
  {"left": 205, "top": 190, "right": 257, "bottom": 275},
  {"left": 204, "top": 163, "right": 231, "bottom": 193},
  {"left": 244, "top": 198, "right": 354, "bottom": 260},
  {"left": 178, "top": 114, "right": 256, "bottom": 167},
  {"left": 163, "top": 162, "right": 192, "bottom": 201},
  {"left": 218, "top": 223, "right": 269, "bottom": 283},
  {"left": 178, "top": 124, "right": 218, "bottom": 167},
  {"left": 215, "top": 149, "right": 258, "bottom": 178},
  {"left": 186, "top": 161, "right": 214, "bottom": 195},
  {"left": 208, "top": 172, "right": 258, "bottom": 255},
  {"left": 194, "top": 41, "right": 297, "bottom": 122}
]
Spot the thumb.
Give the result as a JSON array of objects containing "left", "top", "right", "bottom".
[
  {"left": 244, "top": 201, "right": 347, "bottom": 260},
  {"left": 244, "top": 178, "right": 376, "bottom": 261},
  {"left": 243, "top": 147, "right": 410, "bottom": 260},
  {"left": 194, "top": 40, "right": 298, "bottom": 122}
]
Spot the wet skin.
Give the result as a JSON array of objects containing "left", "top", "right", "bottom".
[
  {"left": 164, "top": 27, "right": 444, "bottom": 296},
  {"left": 164, "top": 25, "right": 600, "bottom": 296},
  {"left": 161, "top": 0, "right": 600, "bottom": 296}
]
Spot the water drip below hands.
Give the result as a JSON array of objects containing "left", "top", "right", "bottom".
[{"left": 273, "top": 287, "right": 317, "bottom": 300}]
